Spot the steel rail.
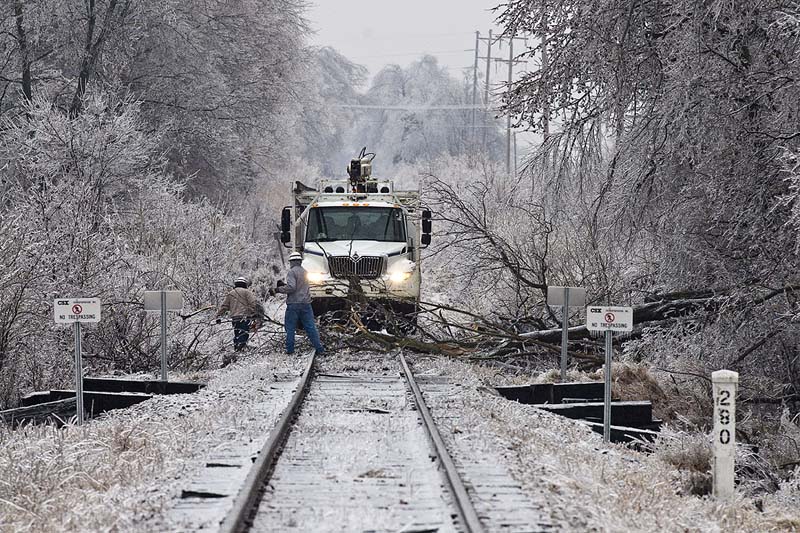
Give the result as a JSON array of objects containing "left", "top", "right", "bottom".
[
  {"left": 398, "top": 352, "right": 486, "bottom": 533},
  {"left": 218, "top": 350, "right": 316, "bottom": 533}
]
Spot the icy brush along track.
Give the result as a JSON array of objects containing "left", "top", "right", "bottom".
[{"left": 218, "top": 351, "right": 549, "bottom": 533}]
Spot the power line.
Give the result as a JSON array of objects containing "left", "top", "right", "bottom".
[
  {"left": 348, "top": 48, "right": 475, "bottom": 59},
  {"left": 356, "top": 123, "right": 503, "bottom": 129},
  {"left": 335, "top": 104, "right": 496, "bottom": 111}
]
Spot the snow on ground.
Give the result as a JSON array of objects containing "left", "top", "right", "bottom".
[
  {"left": 2, "top": 347, "right": 799, "bottom": 532},
  {"left": 0, "top": 350, "right": 303, "bottom": 532},
  {"left": 412, "top": 356, "right": 800, "bottom": 532},
  {"left": 251, "top": 373, "right": 458, "bottom": 532}
]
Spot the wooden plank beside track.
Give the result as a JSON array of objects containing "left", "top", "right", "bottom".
[
  {"left": 494, "top": 381, "right": 606, "bottom": 405},
  {"left": 20, "top": 391, "right": 57, "bottom": 406},
  {"left": 536, "top": 400, "right": 654, "bottom": 427},
  {"left": 494, "top": 383, "right": 553, "bottom": 404},
  {"left": 82, "top": 378, "right": 204, "bottom": 395},
  {"left": 552, "top": 381, "right": 604, "bottom": 402},
  {"left": 582, "top": 420, "right": 661, "bottom": 443},
  {"left": 0, "top": 398, "right": 77, "bottom": 427},
  {"left": 47, "top": 390, "right": 152, "bottom": 415}
]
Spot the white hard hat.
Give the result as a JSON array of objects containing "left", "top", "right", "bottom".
[
  {"left": 234, "top": 276, "right": 249, "bottom": 286},
  {"left": 288, "top": 251, "right": 302, "bottom": 262}
]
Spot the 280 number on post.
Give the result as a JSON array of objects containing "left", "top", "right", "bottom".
[{"left": 717, "top": 389, "right": 732, "bottom": 444}]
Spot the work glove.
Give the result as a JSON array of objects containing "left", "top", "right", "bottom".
[
  {"left": 268, "top": 288, "right": 276, "bottom": 296},
  {"left": 215, "top": 318, "right": 222, "bottom": 324},
  {"left": 276, "top": 279, "right": 286, "bottom": 287}
]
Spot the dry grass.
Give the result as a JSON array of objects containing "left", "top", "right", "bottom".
[
  {"left": 650, "top": 428, "right": 713, "bottom": 495},
  {"left": 0, "top": 352, "right": 301, "bottom": 532},
  {"left": 414, "top": 356, "right": 800, "bottom": 532},
  {"left": 611, "top": 363, "right": 675, "bottom": 421}
]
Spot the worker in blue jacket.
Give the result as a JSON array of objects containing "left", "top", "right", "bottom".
[{"left": 270, "top": 251, "right": 325, "bottom": 355}]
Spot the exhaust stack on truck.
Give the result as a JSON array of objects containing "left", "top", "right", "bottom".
[{"left": 279, "top": 149, "right": 431, "bottom": 323}]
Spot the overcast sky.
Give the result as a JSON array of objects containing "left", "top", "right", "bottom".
[{"left": 306, "top": 0, "right": 506, "bottom": 85}]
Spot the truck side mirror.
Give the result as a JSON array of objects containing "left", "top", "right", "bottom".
[
  {"left": 421, "top": 209, "right": 432, "bottom": 235},
  {"left": 421, "top": 233, "right": 431, "bottom": 246},
  {"left": 281, "top": 207, "right": 292, "bottom": 232},
  {"left": 280, "top": 207, "right": 291, "bottom": 245}
]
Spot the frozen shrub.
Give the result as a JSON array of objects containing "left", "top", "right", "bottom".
[
  {"left": 533, "top": 367, "right": 602, "bottom": 384},
  {"left": 651, "top": 428, "right": 713, "bottom": 495},
  {"left": 612, "top": 363, "right": 675, "bottom": 422},
  {"left": 0, "top": 94, "right": 267, "bottom": 407}
]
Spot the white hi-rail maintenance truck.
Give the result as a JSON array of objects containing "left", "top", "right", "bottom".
[{"left": 279, "top": 149, "right": 432, "bottom": 324}]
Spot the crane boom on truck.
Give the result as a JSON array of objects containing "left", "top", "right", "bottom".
[{"left": 279, "top": 149, "right": 432, "bottom": 324}]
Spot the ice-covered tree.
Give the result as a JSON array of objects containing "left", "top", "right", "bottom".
[
  {"left": 1, "top": 0, "right": 310, "bottom": 200},
  {"left": 489, "top": 0, "right": 800, "bottom": 436}
]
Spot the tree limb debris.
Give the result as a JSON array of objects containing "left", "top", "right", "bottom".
[{"left": 338, "top": 285, "right": 800, "bottom": 370}]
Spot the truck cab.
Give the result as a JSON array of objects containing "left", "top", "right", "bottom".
[{"left": 280, "top": 154, "right": 431, "bottom": 324}]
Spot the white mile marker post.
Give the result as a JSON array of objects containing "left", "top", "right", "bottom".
[{"left": 712, "top": 369, "right": 738, "bottom": 500}]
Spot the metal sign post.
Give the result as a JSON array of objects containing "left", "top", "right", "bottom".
[
  {"left": 547, "top": 286, "right": 586, "bottom": 380},
  {"left": 74, "top": 322, "right": 83, "bottom": 425},
  {"left": 712, "top": 370, "right": 738, "bottom": 500},
  {"left": 561, "top": 289, "right": 569, "bottom": 380},
  {"left": 586, "top": 305, "right": 633, "bottom": 443},
  {"left": 160, "top": 291, "right": 168, "bottom": 381},
  {"left": 603, "top": 330, "right": 612, "bottom": 443},
  {"left": 144, "top": 290, "right": 183, "bottom": 382},
  {"left": 54, "top": 298, "right": 102, "bottom": 426}
]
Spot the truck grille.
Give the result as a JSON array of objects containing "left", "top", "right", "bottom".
[{"left": 328, "top": 256, "right": 384, "bottom": 280}]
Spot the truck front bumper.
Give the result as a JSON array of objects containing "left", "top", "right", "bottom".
[
  {"left": 308, "top": 274, "right": 420, "bottom": 317},
  {"left": 308, "top": 273, "right": 419, "bottom": 301}
]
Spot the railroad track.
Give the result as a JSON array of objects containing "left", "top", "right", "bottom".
[
  {"left": 218, "top": 350, "right": 490, "bottom": 533},
  {"left": 211, "top": 349, "right": 552, "bottom": 532}
]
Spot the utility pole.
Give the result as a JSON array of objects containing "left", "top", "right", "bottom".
[
  {"left": 478, "top": 30, "right": 493, "bottom": 148},
  {"left": 488, "top": 36, "right": 526, "bottom": 174},
  {"left": 513, "top": 131, "right": 518, "bottom": 176},
  {"left": 476, "top": 30, "right": 527, "bottom": 163},
  {"left": 506, "top": 37, "right": 514, "bottom": 174},
  {"left": 472, "top": 31, "right": 480, "bottom": 145},
  {"left": 483, "top": 30, "right": 492, "bottom": 114}
]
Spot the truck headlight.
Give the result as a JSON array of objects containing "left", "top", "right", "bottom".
[
  {"left": 389, "top": 271, "right": 412, "bottom": 283},
  {"left": 307, "top": 272, "right": 326, "bottom": 284}
]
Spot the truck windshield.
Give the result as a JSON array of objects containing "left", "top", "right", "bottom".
[{"left": 307, "top": 207, "right": 406, "bottom": 242}]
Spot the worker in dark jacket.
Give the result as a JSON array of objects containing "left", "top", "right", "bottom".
[
  {"left": 216, "top": 276, "right": 259, "bottom": 353},
  {"left": 270, "top": 252, "right": 325, "bottom": 355}
]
